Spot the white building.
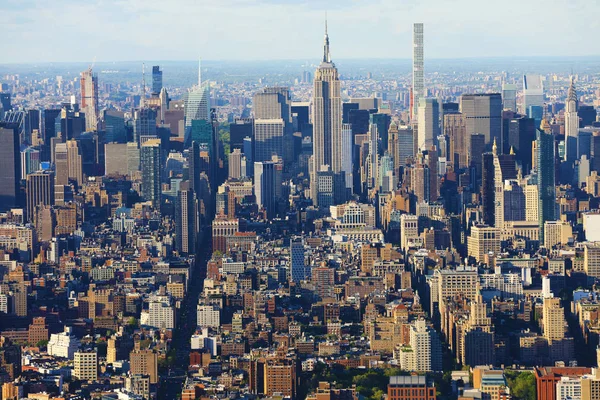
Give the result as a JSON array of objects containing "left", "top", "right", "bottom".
[
  {"left": 556, "top": 376, "right": 581, "bottom": 400},
  {"left": 142, "top": 296, "right": 175, "bottom": 329},
  {"left": 197, "top": 305, "right": 220, "bottom": 328},
  {"left": 400, "top": 214, "right": 419, "bottom": 251},
  {"left": 48, "top": 327, "right": 81, "bottom": 359}
]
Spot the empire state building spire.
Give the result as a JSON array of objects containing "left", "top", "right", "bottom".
[{"left": 323, "top": 18, "right": 331, "bottom": 63}]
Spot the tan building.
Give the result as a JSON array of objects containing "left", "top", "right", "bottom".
[
  {"left": 28, "top": 317, "right": 48, "bottom": 345},
  {"left": 130, "top": 347, "right": 158, "bottom": 384},
  {"left": 584, "top": 242, "right": 600, "bottom": 278},
  {"left": 73, "top": 350, "right": 98, "bottom": 381},
  {"left": 543, "top": 298, "right": 565, "bottom": 342},
  {"left": 544, "top": 221, "right": 573, "bottom": 249},
  {"left": 467, "top": 225, "right": 501, "bottom": 263}
]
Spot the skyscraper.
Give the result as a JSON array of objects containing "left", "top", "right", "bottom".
[
  {"left": 176, "top": 188, "right": 198, "bottom": 255},
  {"left": 184, "top": 63, "right": 210, "bottom": 146},
  {"left": 444, "top": 113, "right": 468, "bottom": 170},
  {"left": 538, "top": 120, "right": 556, "bottom": 243},
  {"left": 0, "top": 124, "right": 20, "bottom": 212},
  {"left": 254, "top": 119, "right": 284, "bottom": 162},
  {"left": 311, "top": 21, "right": 344, "bottom": 207},
  {"left": 460, "top": 93, "right": 502, "bottom": 147},
  {"left": 501, "top": 83, "right": 517, "bottom": 112},
  {"left": 523, "top": 74, "right": 544, "bottom": 113},
  {"left": 80, "top": 68, "right": 99, "bottom": 132},
  {"left": 254, "top": 160, "right": 281, "bottom": 219},
  {"left": 133, "top": 108, "right": 157, "bottom": 144},
  {"left": 66, "top": 140, "right": 83, "bottom": 186},
  {"left": 481, "top": 152, "right": 495, "bottom": 226},
  {"left": 54, "top": 142, "right": 69, "bottom": 186},
  {"left": 26, "top": 171, "right": 54, "bottom": 222},
  {"left": 564, "top": 77, "right": 579, "bottom": 163},
  {"left": 290, "top": 237, "right": 306, "bottom": 283},
  {"left": 417, "top": 98, "right": 440, "bottom": 150},
  {"left": 412, "top": 23, "right": 424, "bottom": 120},
  {"left": 151, "top": 66, "right": 162, "bottom": 95},
  {"left": 141, "top": 139, "right": 162, "bottom": 209}
]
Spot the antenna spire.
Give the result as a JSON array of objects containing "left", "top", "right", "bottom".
[{"left": 323, "top": 15, "right": 331, "bottom": 63}]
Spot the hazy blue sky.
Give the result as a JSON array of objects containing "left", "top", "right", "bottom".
[{"left": 2, "top": 0, "right": 598, "bottom": 63}]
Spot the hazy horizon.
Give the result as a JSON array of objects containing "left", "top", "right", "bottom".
[{"left": 2, "top": 0, "right": 599, "bottom": 64}]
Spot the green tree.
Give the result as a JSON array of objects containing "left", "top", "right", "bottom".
[
  {"left": 36, "top": 339, "right": 49, "bottom": 348},
  {"left": 505, "top": 371, "right": 536, "bottom": 400}
]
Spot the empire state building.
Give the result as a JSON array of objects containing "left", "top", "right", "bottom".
[{"left": 311, "top": 21, "right": 346, "bottom": 207}]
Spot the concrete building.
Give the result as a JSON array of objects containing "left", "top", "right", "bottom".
[
  {"left": 467, "top": 225, "right": 501, "bottom": 263},
  {"left": 73, "top": 350, "right": 98, "bottom": 381}
]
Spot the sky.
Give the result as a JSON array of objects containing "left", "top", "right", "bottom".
[{"left": 2, "top": 0, "right": 599, "bottom": 64}]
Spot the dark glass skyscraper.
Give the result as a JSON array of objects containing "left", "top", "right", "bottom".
[
  {"left": 537, "top": 121, "right": 556, "bottom": 243},
  {"left": 0, "top": 124, "right": 21, "bottom": 211},
  {"left": 152, "top": 66, "right": 163, "bottom": 95}
]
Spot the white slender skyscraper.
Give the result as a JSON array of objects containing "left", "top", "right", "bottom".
[
  {"left": 412, "top": 23, "right": 424, "bottom": 120},
  {"left": 311, "top": 20, "right": 344, "bottom": 206},
  {"left": 564, "top": 76, "right": 579, "bottom": 163}
]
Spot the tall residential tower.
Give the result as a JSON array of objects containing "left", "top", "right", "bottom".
[{"left": 412, "top": 23, "right": 424, "bottom": 120}]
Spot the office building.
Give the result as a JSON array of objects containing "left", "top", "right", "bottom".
[
  {"left": 26, "top": 171, "right": 54, "bottom": 222},
  {"left": 417, "top": 98, "right": 439, "bottom": 150},
  {"left": 412, "top": 23, "right": 424, "bottom": 120},
  {"left": 176, "top": 188, "right": 198, "bottom": 255},
  {"left": 230, "top": 118, "right": 253, "bottom": 152},
  {"left": 133, "top": 107, "right": 157, "bottom": 144},
  {"left": 184, "top": 68, "right": 210, "bottom": 145},
  {"left": 444, "top": 113, "right": 468, "bottom": 169},
  {"left": 140, "top": 139, "right": 162, "bottom": 208},
  {"left": 564, "top": 77, "right": 579, "bottom": 163},
  {"left": 481, "top": 152, "right": 495, "bottom": 226},
  {"left": 400, "top": 214, "right": 419, "bottom": 251},
  {"left": 20, "top": 147, "right": 41, "bottom": 180},
  {"left": 80, "top": 68, "right": 99, "bottom": 131},
  {"left": 311, "top": 22, "right": 344, "bottom": 206},
  {"left": 103, "top": 110, "right": 126, "bottom": 143},
  {"left": 151, "top": 65, "right": 162, "bottom": 95},
  {"left": 460, "top": 93, "right": 502, "bottom": 146},
  {"left": 73, "top": 350, "right": 98, "bottom": 381},
  {"left": 538, "top": 120, "right": 556, "bottom": 244},
  {"left": 228, "top": 148, "right": 244, "bottom": 180},
  {"left": 523, "top": 74, "right": 544, "bottom": 112},
  {"left": 254, "top": 160, "right": 281, "bottom": 219},
  {"left": 467, "top": 225, "right": 501, "bottom": 262},
  {"left": 290, "top": 237, "right": 306, "bottom": 283},
  {"left": 196, "top": 305, "right": 220, "bottom": 328},
  {"left": 104, "top": 143, "right": 129, "bottom": 176},
  {"left": 502, "top": 83, "right": 517, "bottom": 111},
  {"left": 254, "top": 119, "right": 284, "bottom": 162},
  {"left": 584, "top": 242, "right": 600, "bottom": 278},
  {"left": 0, "top": 125, "right": 20, "bottom": 211},
  {"left": 66, "top": 140, "right": 83, "bottom": 186}
]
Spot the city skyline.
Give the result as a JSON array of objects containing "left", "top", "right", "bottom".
[{"left": 2, "top": 0, "right": 600, "bottom": 63}]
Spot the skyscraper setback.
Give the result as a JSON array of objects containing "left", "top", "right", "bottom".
[
  {"left": 311, "top": 21, "right": 345, "bottom": 207},
  {"left": 80, "top": 68, "right": 99, "bottom": 132}
]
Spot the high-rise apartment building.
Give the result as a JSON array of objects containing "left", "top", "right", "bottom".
[
  {"left": 140, "top": 139, "right": 162, "bottom": 208},
  {"left": 80, "top": 68, "right": 99, "bottom": 131},
  {"left": 130, "top": 347, "right": 158, "bottom": 384},
  {"left": 66, "top": 140, "right": 83, "bottom": 186},
  {"left": 467, "top": 225, "right": 501, "bottom": 262},
  {"left": 311, "top": 22, "right": 344, "bottom": 206},
  {"left": 412, "top": 23, "right": 424, "bottom": 120},
  {"left": 0, "top": 124, "right": 20, "bottom": 212}
]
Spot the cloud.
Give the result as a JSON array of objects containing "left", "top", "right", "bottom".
[{"left": 1, "top": 0, "right": 599, "bottom": 63}]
